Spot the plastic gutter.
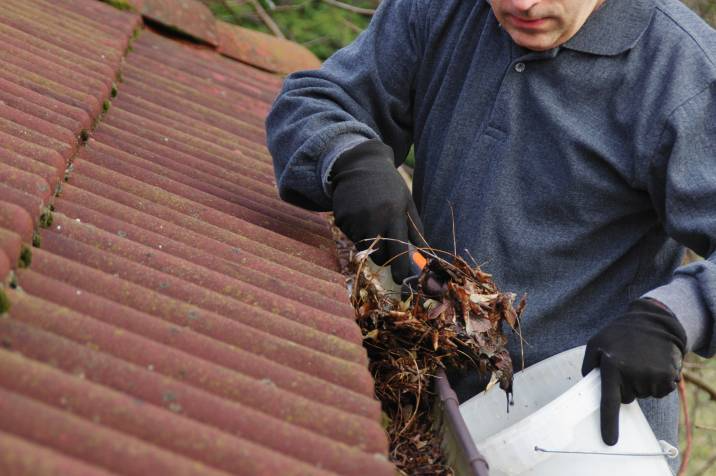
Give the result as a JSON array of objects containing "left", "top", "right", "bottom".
[{"left": 435, "top": 369, "right": 490, "bottom": 476}]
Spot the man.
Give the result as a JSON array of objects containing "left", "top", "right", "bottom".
[{"left": 266, "top": 0, "right": 715, "bottom": 471}]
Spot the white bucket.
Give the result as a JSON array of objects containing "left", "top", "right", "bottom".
[{"left": 459, "top": 346, "right": 677, "bottom": 476}]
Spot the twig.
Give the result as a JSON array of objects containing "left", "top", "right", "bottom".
[
  {"left": 683, "top": 361, "right": 712, "bottom": 370},
  {"left": 695, "top": 453, "right": 716, "bottom": 476},
  {"left": 684, "top": 370, "right": 716, "bottom": 401},
  {"left": 465, "top": 248, "right": 478, "bottom": 268},
  {"left": 320, "top": 0, "right": 376, "bottom": 15},
  {"left": 695, "top": 424, "right": 716, "bottom": 432},
  {"left": 678, "top": 379, "right": 692, "bottom": 476},
  {"left": 449, "top": 202, "right": 457, "bottom": 257},
  {"left": 219, "top": 0, "right": 253, "bottom": 23},
  {"left": 220, "top": 0, "right": 285, "bottom": 38},
  {"left": 515, "top": 312, "right": 526, "bottom": 371},
  {"left": 273, "top": 1, "right": 310, "bottom": 11},
  {"left": 397, "top": 356, "right": 422, "bottom": 436},
  {"left": 339, "top": 16, "right": 363, "bottom": 34},
  {"left": 301, "top": 36, "right": 329, "bottom": 46},
  {"left": 247, "top": 0, "right": 286, "bottom": 38}
]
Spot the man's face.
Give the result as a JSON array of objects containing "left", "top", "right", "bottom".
[{"left": 489, "top": 0, "right": 606, "bottom": 51}]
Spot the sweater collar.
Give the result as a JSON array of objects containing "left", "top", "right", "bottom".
[{"left": 562, "top": 0, "right": 656, "bottom": 56}]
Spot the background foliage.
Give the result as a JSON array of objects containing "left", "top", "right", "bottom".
[
  {"left": 684, "top": 0, "right": 716, "bottom": 26},
  {"left": 682, "top": 356, "right": 716, "bottom": 476},
  {"left": 202, "top": 0, "right": 378, "bottom": 60}
]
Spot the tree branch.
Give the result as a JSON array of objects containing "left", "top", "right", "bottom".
[
  {"left": 221, "top": 0, "right": 286, "bottom": 39},
  {"left": 247, "top": 0, "right": 286, "bottom": 39},
  {"left": 684, "top": 370, "right": 716, "bottom": 401},
  {"left": 321, "top": 0, "right": 375, "bottom": 16},
  {"left": 695, "top": 453, "right": 716, "bottom": 476}
]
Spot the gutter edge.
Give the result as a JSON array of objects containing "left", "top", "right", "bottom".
[{"left": 435, "top": 369, "right": 490, "bottom": 476}]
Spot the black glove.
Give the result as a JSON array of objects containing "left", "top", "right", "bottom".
[
  {"left": 330, "top": 140, "right": 425, "bottom": 283},
  {"left": 581, "top": 298, "right": 687, "bottom": 446}
]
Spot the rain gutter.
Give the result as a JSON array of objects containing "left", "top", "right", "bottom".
[{"left": 434, "top": 369, "right": 490, "bottom": 476}]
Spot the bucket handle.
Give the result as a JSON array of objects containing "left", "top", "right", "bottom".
[{"left": 534, "top": 440, "right": 679, "bottom": 459}]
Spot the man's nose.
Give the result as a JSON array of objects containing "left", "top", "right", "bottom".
[{"left": 511, "top": 0, "right": 540, "bottom": 14}]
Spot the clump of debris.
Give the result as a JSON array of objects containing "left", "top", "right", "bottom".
[{"left": 334, "top": 227, "right": 525, "bottom": 475}]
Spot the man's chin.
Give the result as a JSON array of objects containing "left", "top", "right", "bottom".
[{"left": 507, "top": 30, "right": 561, "bottom": 51}]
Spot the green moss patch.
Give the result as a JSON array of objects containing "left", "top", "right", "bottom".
[
  {"left": 18, "top": 245, "right": 32, "bottom": 269},
  {"left": 100, "top": 0, "right": 134, "bottom": 11},
  {"left": 0, "top": 288, "right": 9, "bottom": 314},
  {"left": 39, "top": 208, "right": 53, "bottom": 229}
]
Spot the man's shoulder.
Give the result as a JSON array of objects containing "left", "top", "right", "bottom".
[
  {"left": 630, "top": 0, "right": 716, "bottom": 107},
  {"left": 650, "top": 0, "right": 716, "bottom": 68}
]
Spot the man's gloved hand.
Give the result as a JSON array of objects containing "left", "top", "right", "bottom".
[
  {"left": 581, "top": 298, "right": 687, "bottom": 446},
  {"left": 331, "top": 139, "right": 425, "bottom": 283}
]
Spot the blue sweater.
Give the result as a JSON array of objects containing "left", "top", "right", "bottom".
[{"left": 266, "top": 0, "right": 716, "bottom": 456}]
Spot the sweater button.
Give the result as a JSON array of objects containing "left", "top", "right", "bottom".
[{"left": 514, "top": 62, "right": 526, "bottom": 73}]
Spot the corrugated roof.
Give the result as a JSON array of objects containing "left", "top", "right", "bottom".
[{"left": 0, "top": 0, "right": 394, "bottom": 474}]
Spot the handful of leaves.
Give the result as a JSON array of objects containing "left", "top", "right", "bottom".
[{"left": 349, "top": 240, "right": 525, "bottom": 474}]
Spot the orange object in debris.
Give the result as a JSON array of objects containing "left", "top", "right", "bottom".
[{"left": 411, "top": 249, "right": 427, "bottom": 270}]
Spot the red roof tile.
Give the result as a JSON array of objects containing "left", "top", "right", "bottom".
[
  {"left": 0, "top": 384, "right": 232, "bottom": 476},
  {"left": 0, "top": 147, "right": 64, "bottom": 188},
  {"left": 0, "top": 184, "right": 45, "bottom": 227},
  {"left": 78, "top": 140, "right": 335, "bottom": 250},
  {"left": 0, "top": 202, "right": 34, "bottom": 243},
  {"left": 0, "top": 254, "right": 9, "bottom": 283},
  {"left": 0, "top": 1, "right": 393, "bottom": 474},
  {"left": 0, "top": 77, "right": 93, "bottom": 134},
  {"left": 17, "top": 269, "right": 371, "bottom": 416},
  {"left": 141, "top": 0, "right": 218, "bottom": 46},
  {"left": 0, "top": 429, "right": 115, "bottom": 476},
  {"left": 0, "top": 348, "right": 386, "bottom": 476},
  {"left": 0, "top": 229, "right": 22, "bottom": 272},
  {"left": 216, "top": 20, "right": 322, "bottom": 74},
  {"left": 0, "top": 164, "right": 53, "bottom": 205}
]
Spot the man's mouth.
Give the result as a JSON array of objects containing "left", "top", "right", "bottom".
[{"left": 508, "top": 14, "right": 549, "bottom": 29}]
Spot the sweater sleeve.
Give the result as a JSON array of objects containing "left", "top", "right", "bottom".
[
  {"left": 643, "top": 82, "right": 716, "bottom": 358},
  {"left": 265, "top": 0, "right": 428, "bottom": 211}
]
